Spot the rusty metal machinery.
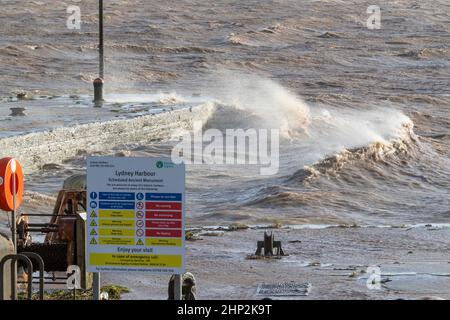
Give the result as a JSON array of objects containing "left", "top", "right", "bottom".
[
  {"left": 14, "top": 177, "right": 91, "bottom": 288},
  {"left": 255, "top": 232, "right": 286, "bottom": 257}
]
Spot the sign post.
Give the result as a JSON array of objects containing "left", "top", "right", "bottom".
[
  {"left": 93, "top": 272, "right": 100, "bottom": 300},
  {"left": 86, "top": 157, "right": 186, "bottom": 298},
  {"left": 174, "top": 274, "right": 182, "bottom": 300}
]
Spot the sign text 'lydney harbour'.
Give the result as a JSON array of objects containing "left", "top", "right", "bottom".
[
  {"left": 109, "top": 170, "right": 160, "bottom": 183},
  {"left": 115, "top": 170, "right": 156, "bottom": 177}
]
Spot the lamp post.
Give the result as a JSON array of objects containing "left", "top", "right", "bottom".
[
  {"left": 99, "top": 0, "right": 104, "bottom": 79},
  {"left": 93, "top": 0, "right": 104, "bottom": 107}
]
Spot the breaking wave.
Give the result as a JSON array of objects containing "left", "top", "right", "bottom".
[
  {"left": 287, "top": 121, "right": 417, "bottom": 185},
  {"left": 2, "top": 71, "right": 441, "bottom": 226}
]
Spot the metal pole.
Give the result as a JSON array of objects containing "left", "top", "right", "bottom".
[
  {"left": 93, "top": 272, "right": 100, "bottom": 300},
  {"left": 94, "top": 0, "right": 104, "bottom": 106},
  {"left": 20, "top": 252, "right": 45, "bottom": 300},
  {"left": 99, "top": 0, "right": 104, "bottom": 79},
  {"left": 11, "top": 162, "right": 17, "bottom": 300},
  {"left": 174, "top": 275, "right": 182, "bottom": 300}
]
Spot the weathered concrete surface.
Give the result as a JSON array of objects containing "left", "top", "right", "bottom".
[
  {"left": 0, "top": 103, "right": 213, "bottom": 173},
  {"left": 0, "top": 97, "right": 118, "bottom": 138},
  {"left": 101, "top": 226, "right": 450, "bottom": 300}
]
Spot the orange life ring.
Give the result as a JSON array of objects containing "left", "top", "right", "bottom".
[{"left": 0, "top": 157, "right": 24, "bottom": 211}]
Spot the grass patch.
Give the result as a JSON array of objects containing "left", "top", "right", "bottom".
[{"left": 18, "top": 284, "right": 130, "bottom": 300}]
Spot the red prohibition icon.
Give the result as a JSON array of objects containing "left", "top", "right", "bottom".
[
  {"left": 136, "top": 229, "right": 144, "bottom": 237},
  {"left": 136, "top": 220, "right": 144, "bottom": 228},
  {"left": 136, "top": 202, "right": 144, "bottom": 210},
  {"left": 136, "top": 211, "right": 144, "bottom": 219}
]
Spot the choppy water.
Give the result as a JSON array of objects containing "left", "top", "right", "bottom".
[{"left": 1, "top": 0, "right": 449, "bottom": 226}]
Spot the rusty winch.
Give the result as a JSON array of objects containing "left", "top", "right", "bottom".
[{"left": 15, "top": 175, "right": 91, "bottom": 288}]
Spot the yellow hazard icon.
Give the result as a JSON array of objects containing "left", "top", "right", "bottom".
[
  {"left": 90, "top": 238, "right": 97, "bottom": 245},
  {"left": 90, "top": 229, "right": 97, "bottom": 236},
  {"left": 90, "top": 220, "right": 97, "bottom": 227},
  {"left": 90, "top": 210, "right": 97, "bottom": 218},
  {"left": 136, "top": 239, "right": 144, "bottom": 246}
]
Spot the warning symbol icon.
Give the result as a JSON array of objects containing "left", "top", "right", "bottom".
[
  {"left": 90, "top": 229, "right": 97, "bottom": 236},
  {"left": 90, "top": 238, "right": 97, "bottom": 245},
  {"left": 136, "top": 239, "right": 144, "bottom": 246},
  {"left": 90, "top": 220, "right": 97, "bottom": 227},
  {"left": 90, "top": 211, "right": 97, "bottom": 218}
]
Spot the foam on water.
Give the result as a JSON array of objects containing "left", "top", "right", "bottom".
[
  {"left": 200, "top": 72, "right": 412, "bottom": 168},
  {"left": 105, "top": 92, "right": 207, "bottom": 105},
  {"left": 199, "top": 71, "right": 311, "bottom": 138}
]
